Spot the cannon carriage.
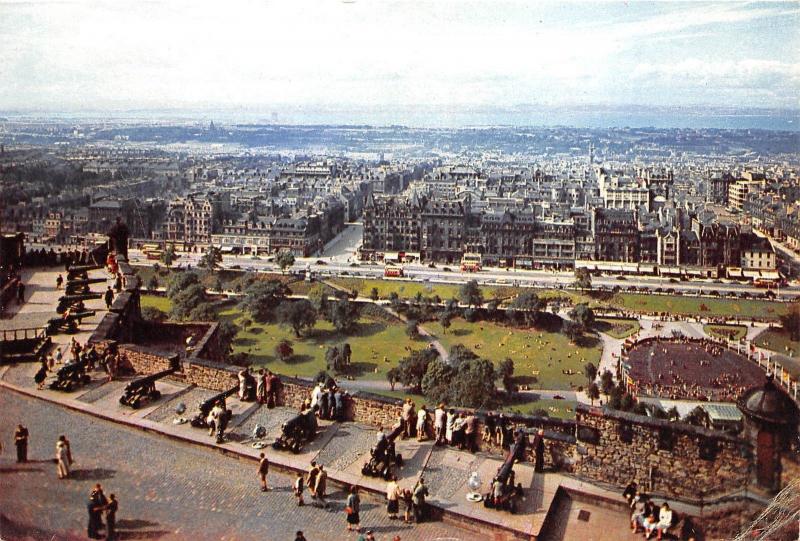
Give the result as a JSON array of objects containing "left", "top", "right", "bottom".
[
  {"left": 47, "top": 310, "right": 96, "bottom": 334},
  {"left": 484, "top": 429, "right": 527, "bottom": 513},
  {"left": 49, "top": 357, "right": 92, "bottom": 392},
  {"left": 272, "top": 409, "right": 318, "bottom": 454},
  {"left": 119, "top": 357, "right": 180, "bottom": 409},
  {"left": 57, "top": 293, "right": 102, "bottom": 314},
  {"left": 66, "top": 264, "right": 104, "bottom": 281},
  {"left": 362, "top": 423, "right": 404, "bottom": 479},
  {"left": 190, "top": 385, "right": 239, "bottom": 428},
  {"left": 65, "top": 277, "right": 106, "bottom": 295}
]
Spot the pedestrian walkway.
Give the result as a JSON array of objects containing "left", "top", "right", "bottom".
[{"left": 0, "top": 361, "right": 559, "bottom": 540}]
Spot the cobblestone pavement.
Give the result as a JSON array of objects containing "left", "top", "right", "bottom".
[{"left": 0, "top": 391, "right": 486, "bottom": 541}]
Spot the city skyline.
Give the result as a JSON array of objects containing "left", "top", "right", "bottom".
[{"left": 1, "top": 1, "right": 799, "bottom": 127}]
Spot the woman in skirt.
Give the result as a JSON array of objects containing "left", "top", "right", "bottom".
[
  {"left": 386, "top": 475, "right": 400, "bottom": 519},
  {"left": 345, "top": 485, "right": 361, "bottom": 532}
]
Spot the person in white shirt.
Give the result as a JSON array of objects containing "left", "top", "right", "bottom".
[
  {"left": 650, "top": 502, "right": 673, "bottom": 540},
  {"left": 433, "top": 404, "right": 446, "bottom": 445},
  {"left": 207, "top": 402, "right": 224, "bottom": 436},
  {"left": 416, "top": 405, "right": 428, "bottom": 441},
  {"left": 310, "top": 383, "right": 322, "bottom": 411},
  {"left": 445, "top": 409, "right": 456, "bottom": 445},
  {"left": 385, "top": 475, "right": 400, "bottom": 519}
]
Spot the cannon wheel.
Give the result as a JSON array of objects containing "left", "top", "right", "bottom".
[
  {"left": 151, "top": 389, "right": 162, "bottom": 401},
  {"left": 131, "top": 398, "right": 141, "bottom": 409}
]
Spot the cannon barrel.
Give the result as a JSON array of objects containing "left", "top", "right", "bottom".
[
  {"left": 65, "top": 277, "right": 106, "bottom": 293},
  {"left": 496, "top": 430, "right": 527, "bottom": 485},
  {"left": 57, "top": 293, "right": 102, "bottom": 313},
  {"left": 273, "top": 409, "right": 318, "bottom": 453},
  {"left": 67, "top": 264, "right": 103, "bottom": 274},
  {"left": 49, "top": 357, "right": 92, "bottom": 391},
  {"left": 47, "top": 310, "right": 96, "bottom": 330},
  {"left": 119, "top": 357, "right": 180, "bottom": 408},
  {"left": 190, "top": 385, "right": 238, "bottom": 427}
]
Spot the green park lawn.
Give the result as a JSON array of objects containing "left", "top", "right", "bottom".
[
  {"left": 607, "top": 293, "right": 789, "bottom": 321},
  {"left": 505, "top": 397, "right": 577, "bottom": 419},
  {"left": 217, "top": 305, "right": 426, "bottom": 380},
  {"left": 140, "top": 294, "right": 172, "bottom": 313},
  {"left": 425, "top": 318, "right": 601, "bottom": 391},
  {"left": 703, "top": 324, "right": 747, "bottom": 342},
  {"left": 754, "top": 328, "right": 800, "bottom": 358},
  {"left": 594, "top": 318, "right": 640, "bottom": 339}
]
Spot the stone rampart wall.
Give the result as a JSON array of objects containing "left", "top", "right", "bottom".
[{"left": 573, "top": 404, "right": 751, "bottom": 501}]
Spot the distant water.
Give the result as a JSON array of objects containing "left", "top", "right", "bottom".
[{"left": 5, "top": 106, "right": 800, "bottom": 131}]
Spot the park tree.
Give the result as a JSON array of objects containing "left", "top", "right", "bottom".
[
  {"left": 510, "top": 291, "right": 543, "bottom": 327},
  {"left": 448, "top": 344, "right": 480, "bottom": 366},
  {"left": 240, "top": 280, "right": 290, "bottom": 322},
  {"left": 160, "top": 245, "right": 177, "bottom": 267},
  {"left": 562, "top": 319, "right": 584, "bottom": 343},
  {"left": 600, "top": 370, "right": 615, "bottom": 395},
  {"left": 498, "top": 357, "right": 515, "bottom": 395},
  {"left": 307, "top": 284, "right": 329, "bottom": 313},
  {"left": 394, "top": 348, "right": 439, "bottom": 393},
  {"left": 779, "top": 302, "right": 800, "bottom": 341},
  {"left": 369, "top": 287, "right": 379, "bottom": 302},
  {"left": 438, "top": 311, "right": 452, "bottom": 334},
  {"left": 424, "top": 356, "right": 497, "bottom": 409},
  {"left": 275, "top": 339, "right": 294, "bottom": 361},
  {"left": 199, "top": 246, "right": 223, "bottom": 272},
  {"left": 277, "top": 299, "right": 317, "bottom": 337},
  {"left": 325, "top": 345, "right": 350, "bottom": 373},
  {"left": 587, "top": 382, "right": 600, "bottom": 406},
  {"left": 140, "top": 306, "right": 167, "bottom": 322},
  {"left": 188, "top": 302, "right": 217, "bottom": 322},
  {"left": 170, "top": 283, "right": 207, "bottom": 320},
  {"left": 459, "top": 280, "right": 483, "bottom": 309},
  {"left": 573, "top": 268, "right": 592, "bottom": 290},
  {"left": 584, "top": 362, "right": 598, "bottom": 382},
  {"left": 386, "top": 367, "right": 400, "bottom": 391},
  {"left": 166, "top": 271, "right": 200, "bottom": 298},
  {"left": 328, "top": 298, "right": 360, "bottom": 334},
  {"left": 420, "top": 358, "right": 456, "bottom": 403},
  {"left": 406, "top": 319, "right": 420, "bottom": 338},
  {"left": 275, "top": 249, "right": 296, "bottom": 273},
  {"left": 216, "top": 320, "right": 238, "bottom": 354},
  {"left": 685, "top": 406, "right": 709, "bottom": 427},
  {"left": 569, "top": 303, "right": 595, "bottom": 330},
  {"left": 341, "top": 343, "right": 352, "bottom": 365},
  {"left": 147, "top": 274, "right": 159, "bottom": 291}
]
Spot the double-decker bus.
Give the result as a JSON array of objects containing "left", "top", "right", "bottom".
[
  {"left": 461, "top": 253, "right": 482, "bottom": 272},
  {"left": 142, "top": 243, "right": 163, "bottom": 261},
  {"left": 384, "top": 265, "right": 404, "bottom": 278}
]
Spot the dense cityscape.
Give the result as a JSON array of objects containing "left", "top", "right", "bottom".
[{"left": 2, "top": 1, "right": 800, "bottom": 541}]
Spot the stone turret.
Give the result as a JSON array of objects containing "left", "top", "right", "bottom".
[{"left": 738, "top": 375, "right": 799, "bottom": 493}]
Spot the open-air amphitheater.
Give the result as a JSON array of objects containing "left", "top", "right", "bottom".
[{"left": 1, "top": 230, "right": 799, "bottom": 541}]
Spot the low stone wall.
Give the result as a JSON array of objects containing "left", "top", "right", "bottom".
[{"left": 573, "top": 404, "right": 751, "bottom": 501}]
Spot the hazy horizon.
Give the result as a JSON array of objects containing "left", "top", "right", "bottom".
[{"left": 1, "top": 0, "right": 798, "bottom": 125}]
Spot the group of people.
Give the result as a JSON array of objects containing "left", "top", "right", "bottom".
[
  {"left": 306, "top": 380, "right": 348, "bottom": 422},
  {"left": 206, "top": 398, "right": 232, "bottom": 444},
  {"left": 624, "top": 483, "right": 675, "bottom": 540},
  {"left": 24, "top": 246, "right": 94, "bottom": 268},
  {"left": 34, "top": 340, "right": 122, "bottom": 388},
  {"left": 237, "top": 367, "right": 282, "bottom": 407},
  {"left": 10, "top": 425, "right": 119, "bottom": 539}
]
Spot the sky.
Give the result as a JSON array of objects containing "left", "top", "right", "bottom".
[{"left": 0, "top": 0, "right": 798, "bottom": 119}]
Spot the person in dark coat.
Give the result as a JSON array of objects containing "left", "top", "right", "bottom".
[
  {"left": 87, "top": 484, "right": 108, "bottom": 539},
  {"left": 34, "top": 360, "right": 48, "bottom": 389},
  {"left": 105, "top": 494, "right": 118, "bottom": 541},
  {"left": 16, "top": 280, "right": 25, "bottom": 303},
  {"left": 104, "top": 287, "right": 114, "bottom": 309},
  {"left": 14, "top": 424, "right": 29, "bottom": 462},
  {"left": 333, "top": 390, "right": 345, "bottom": 421},
  {"left": 318, "top": 389, "right": 329, "bottom": 420},
  {"left": 534, "top": 429, "right": 545, "bottom": 473}
]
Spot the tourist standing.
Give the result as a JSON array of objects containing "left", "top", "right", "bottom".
[
  {"left": 294, "top": 532, "right": 307, "bottom": 541},
  {"left": 34, "top": 360, "right": 48, "bottom": 390},
  {"left": 306, "top": 461, "right": 319, "bottom": 498},
  {"left": 258, "top": 452, "right": 270, "bottom": 491},
  {"left": 256, "top": 369, "right": 266, "bottom": 404},
  {"left": 104, "top": 286, "right": 114, "bottom": 309},
  {"left": 386, "top": 475, "right": 400, "bottom": 519},
  {"left": 293, "top": 472, "right": 305, "bottom": 506},
  {"left": 401, "top": 399, "right": 415, "bottom": 438},
  {"left": 105, "top": 494, "right": 119, "bottom": 541},
  {"left": 416, "top": 405, "right": 428, "bottom": 441},
  {"left": 56, "top": 274, "right": 63, "bottom": 289},
  {"left": 314, "top": 464, "right": 328, "bottom": 508},
  {"left": 434, "top": 403, "right": 446, "bottom": 445},
  {"left": 56, "top": 436, "right": 70, "bottom": 479},
  {"left": 14, "top": 424, "right": 29, "bottom": 463},
  {"left": 412, "top": 477, "right": 429, "bottom": 523},
  {"left": 345, "top": 485, "right": 361, "bottom": 532},
  {"left": 87, "top": 484, "right": 108, "bottom": 539},
  {"left": 401, "top": 488, "right": 414, "bottom": 524}
]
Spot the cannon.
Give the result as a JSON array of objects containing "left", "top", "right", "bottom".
[
  {"left": 67, "top": 264, "right": 103, "bottom": 281},
  {"left": 47, "top": 310, "right": 96, "bottom": 334},
  {"left": 272, "top": 409, "right": 318, "bottom": 454},
  {"left": 484, "top": 429, "right": 527, "bottom": 513},
  {"left": 190, "top": 385, "right": 239, "bottom": 428},
  {"left": 65, "top": 277, "right": 106, "bottom": 294},
  {"left": 362, "top": 423, "right": 404, "bottom": 479},
  {"left": 57, "top": 293, "right": 102, "bottom": 314},
  {"left": 49, "top": 357, "right": 92, "bottom": 392},
  {"left": 119, "top": 357, "right": 180, "bottom": 409}
]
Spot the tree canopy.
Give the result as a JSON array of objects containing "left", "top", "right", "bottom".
[
  {"left": 275, "top": 249, "right": 296, "bottom": 273},
  {"left": 459, "top": 280, "right": 483, "bottom": 309},
  {"left": 240, "top": 280, "right": 290, "bottom": 322},
  {"left": 277, "top": 299, "right": 317, "bottom": 337}
]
